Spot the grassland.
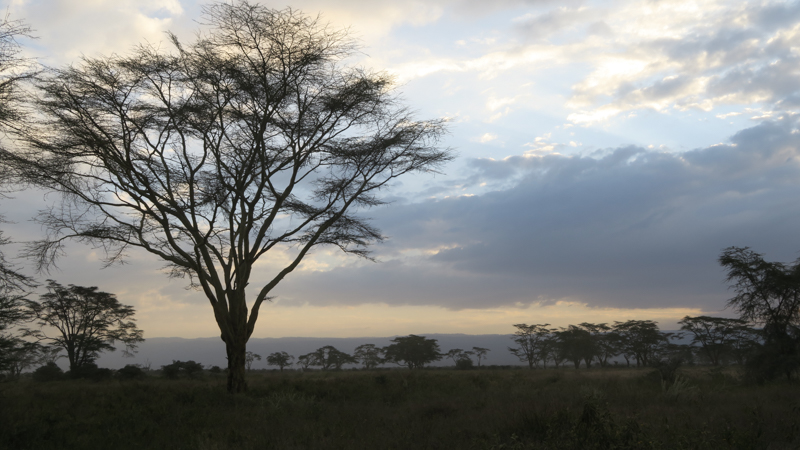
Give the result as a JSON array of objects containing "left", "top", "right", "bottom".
[{"left": 1, "top": 366, "right": 798, "bottom": 449}]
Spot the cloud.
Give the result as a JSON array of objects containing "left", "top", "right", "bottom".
[{"left": 273, "top": 117, "right": 800, "bottom": 311}]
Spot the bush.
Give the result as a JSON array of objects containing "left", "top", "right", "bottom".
[
  {"left": 161, "top": 360, "right": 206, "bottom": 379},
  {"left": 456, "top": 358, "right": 474, "bottom": 370},
  {"left": 208, "top": 365, "right": 223, "bottom": 374},
  {"left": 32, "top": 362, "right": 64, "bottom": 382},
  {"left": 116, "top": 364, "right": 146, "bottom": 380},
  {"left": 69, "top": 363, "right": 114, "bottom": 381}
]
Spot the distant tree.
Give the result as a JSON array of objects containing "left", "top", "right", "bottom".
[
  {"left": 613, "top": 320, "right": 666, "bottom": 367},
  {"left": 245, "top": 351, "right": 262, "bottom": 371},
  {"left": 4, "top": 1, "right": 452, "bottom": 394},
  {"left": 297, "top": 353, "right": 314, "bottom": 371},
  {"left": 678, "top": 315, "right": 753, "bottom": 365},
  {"left": 555, "top": 326, "right": 595, "bottom": 369},
  {"left": 578, "top": 322, "right": 615, "bottom": 367},
  {"left": 455, "top": 354, "right": 474, "bottom": 370},
  {"left": 266, "top": 351, "right": 293, "bottom": 372},
  {"left": 116, "top": 364, "right": 146, "bottom": 380},
  {"left": 542, "top": 333, "right": 566, "bottom": 369},
  {"left": 508, "top": 323, "right": 551, "bottom": 369},
  {"left": 471, "top": 347, "right": 490, "bottom": 367},
  {"left": 32, "top": 361, "right": 63, "bottom": 382},
  {"left": 719, "top": 247, "right": 800, "bottom": 380},
  {"left": 353, "top": 344, "right": 383, "bottom": 370},
  {"left": 24, "top": 280, "right": 144, "bottom": 372},
  {"left": 383, "top": 335, "right": 441, "bottom": 370},
  {"left": 309, "top": 346, "right": 355, "bottom": 370},
  {"left": 444, "top": 348, "right": 465, "bottom": 366}
]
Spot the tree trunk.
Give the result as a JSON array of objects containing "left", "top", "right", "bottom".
[{"left": 226, "top": 337, "right": 248, "bottom": 394}]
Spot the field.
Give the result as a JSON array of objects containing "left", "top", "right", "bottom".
[{"left": 1, "top": 366, "right": 798, "bottom": 449}]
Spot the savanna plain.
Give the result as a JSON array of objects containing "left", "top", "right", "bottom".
[{"left": 2, "top": 365, "right": 799, "bottom": 450}]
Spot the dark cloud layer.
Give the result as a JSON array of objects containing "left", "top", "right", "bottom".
[{"left": 274, "top": 117, "right": 800, "bottom": 311}]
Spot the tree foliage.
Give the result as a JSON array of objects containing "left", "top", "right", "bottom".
[
  {"left": 308, "top": 346, "right": 355, "bottom": 370},
  {"left": 508, "top": 323, "right": 552, "bottom": 369},
  {"left": 383, "top": 335, "right": 441, "bottom": 370},
  {"left": 353, "top": 344, "right": 383, "bottom": 370},
  {"left": 25, "top": 280, "right": 143, "bottom": 372},
  {"left": 471, "top": 347, "right": 489, "bottom": 367},
  {"left": 719, "top": 247, "right": 800, "bottom": 380},
  {"left": 612, "top": 320, "right": 667, "bottom": 367},
  {"left": 266, "top": 351, "right": 293, "bottom": 371},
  {"left": 0, "top": 15, "right": 38, "bottom": 378},
  {"left": 678, "top": 315, "right": 754, "bottom": 365},
  {"left": 4, "top": 1, "right": 451, "bottom": 393}
]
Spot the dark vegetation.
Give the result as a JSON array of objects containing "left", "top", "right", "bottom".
[{"left": 2, "top": 366, "right": 799, "bottom": 449}]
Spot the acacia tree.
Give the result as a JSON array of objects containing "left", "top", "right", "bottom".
[
  {"left": 678, "top": 315, "right": 752, "bottom": 365},
  {"left": 266, "top": 351, "right": 293, "bottom": 371},
  {"left": 309, "top": 345, "right": 354, "bottom": 370},
  {"left": 245, "top": 351, "right": 261, "bottom": 371},
  {"left": 6, "top": 2, "right": 450, "bottom": 392},
  {"left": 719, "top": 247, "right": 800, "bottom": 379},
  {"left": 353, "top": 343, "right": 382, "bottom": 369},
  {"left": 613, "top": 320, "right": 666, "bottom": 367},
  {"left": 0, "top": 16, "right": 40, "bottom": 376},
  {"left": 25, "top": 280, "right": 143, "bottom": 372},
  {"left": 508, "top": 323, "right": 551, "bottom": 369},
  {"left": 471, "top": 347, "right": 489, "bottom": 367},
  {"left": 383, "top": 335, "right": 441, "bottom": 369}
]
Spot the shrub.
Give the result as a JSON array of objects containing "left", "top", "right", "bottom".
[
  {"left": 116, "top": 364, "right": 146, "bottom": 380},
  {"left": 455, "top": 358, "right": 474, "bottom": 370},
  {"left": 161, "top": 360, "right": 206, "bottom": 379},
  {"left": 68, "top": 363, "right": 114, "bottom": 381},
  {"left": 32, "top": 362, "right": 64, "bottom": 382}
]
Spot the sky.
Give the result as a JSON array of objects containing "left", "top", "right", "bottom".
[{"left": 2, "top": 0, "right": 800, "bottom": 338}]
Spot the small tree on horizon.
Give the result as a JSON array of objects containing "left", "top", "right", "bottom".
[
  {"left": 383, "top": 335, "right": 441, "bottom": 370},
  {"left": 471, "top": 347, "right": 489, "bottom": 367},
  {"left": 266, "top": 351, "right": 293, "bottom": 371},
  {"left": 245, "top": 351, "right": 261, "bottom": 371},
  {"left": 353, "top": 344, "right": 383, "bottom": 370}
]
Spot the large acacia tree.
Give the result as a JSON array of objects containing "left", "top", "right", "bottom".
[
  {"left": 7, "top": 2, "right": 451, "bottom": 392},
  {"left": 719, "top": 247, "right": 800, "bottom": 379}
]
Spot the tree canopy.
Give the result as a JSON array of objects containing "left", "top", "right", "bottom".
[
  {"left": 383, "top": 334, "right": 441, "bottom": 369},
  {"left": 24, "top": 280, "right": 143, "bottom": 372},
  {"left": 4, "top": 1, "right": 451, "bottom": 393}
]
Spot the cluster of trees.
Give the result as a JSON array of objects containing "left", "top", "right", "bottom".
[
  {"left": 246, "top": 335, "right": 490, "bottom": 372},
  {"left": 508, "top": 318, "right": 758, "bottom": 370}
]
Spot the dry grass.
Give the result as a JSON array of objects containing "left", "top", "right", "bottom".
[{"left": 1, "top": 366, "right": 798, "bottom": 449}]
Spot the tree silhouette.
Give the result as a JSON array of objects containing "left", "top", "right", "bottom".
[
  {"left": 383, "top": 335, "right": 441, "bottom": 370},
  {"left": 678, "top": 315, "right": 753, "bottom": 365},
  {"left": 308, "top": 346, "right": 354, "bottom": 370},
  {"left": 5, "top": 1, "right": 451, "bottom": 393},
  {"left": 0, "top": 15, "right": 39, "bottom": 378},
  {"left": 509, "top": 323, "right": 551, "bottom": 369},
  {"left": 353, "top": 344, "right": 383, "bottom": 370},
  {"left": 612, "top": 320, "right": 666, "bottom": 367},
  {"left": 719, "top": 247, "right": 800, "bottom": 379},
  {"left": 245, "top": 351, "right": 261, "bottom": 371},
  {"left": 266, "top": 351, "right": 293, "bottom": 371},
  {"left": 24, "top": 280, "right": 143, "bottom": 372}
]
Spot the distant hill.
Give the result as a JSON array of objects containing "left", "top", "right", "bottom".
[{"left": 94, "top": 334, "right": 523, "bottom": 370}]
